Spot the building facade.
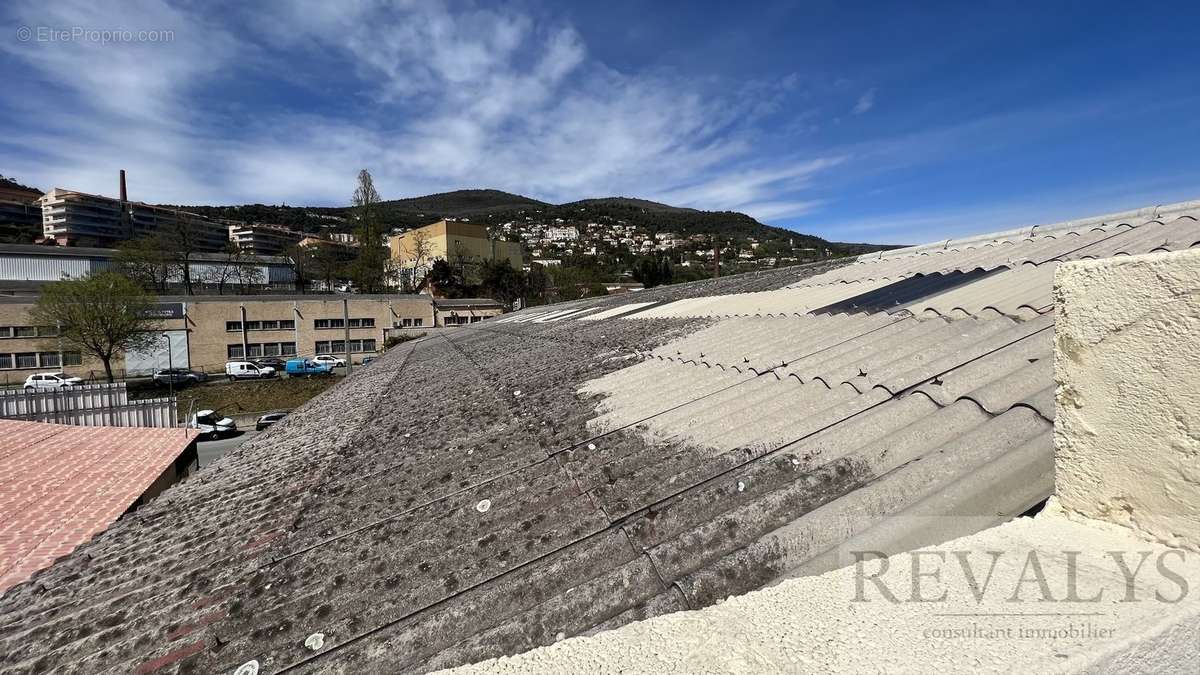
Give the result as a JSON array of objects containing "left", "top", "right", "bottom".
[
  {"left": 0, "top": 244, "right": 295, "bottom": 293},
  {"left": 227, "top": 222, "right": 305, "bottom": 256},
  {"left": 38, "top": 188, "right": 228, "bottom": 250},
  {"left": 0, "top": 293, "right": 449, "bottom": 384},
  {"left": 389, "top": 220, "right": 524, "bottom": 274},
  {"left": 0, "top": 180, "right": 42, "bottom": 244}
]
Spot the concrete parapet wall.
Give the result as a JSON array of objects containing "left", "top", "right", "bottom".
[{"left": 1054, "top": 248, "right": 1200, "bottom": 550}]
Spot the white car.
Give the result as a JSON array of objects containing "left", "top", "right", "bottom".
[
  {"left": 312, "top": 355, "right": 346, "bottom": 368},
  {"left": 189, "top": 409, "right": 237, "bottom": 438},
  {"left": 225, "top": 361, "right": 276, "bottom": 380},
  {"left": 23, "top": 372, "right": 83, "bottom": 391}
]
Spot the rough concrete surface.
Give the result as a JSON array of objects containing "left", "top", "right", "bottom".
[
  {"left": 442, "top": 502, "right": 1200, "bottom": 675},
  {"left": 1054, "top": 248, "right": 1200, "bottom": 551}
]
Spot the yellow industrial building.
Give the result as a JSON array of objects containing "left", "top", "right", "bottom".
[{"left": 389, "top": 220, "right": 524, "bottom": 274}]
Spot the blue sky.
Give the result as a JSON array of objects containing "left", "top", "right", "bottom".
[{"left": 2, "top": 1, "right": 1198, "bottom": 244}]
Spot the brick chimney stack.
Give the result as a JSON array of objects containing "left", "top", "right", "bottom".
[{"left": 119, "top": 169, "right": 127, "bottom": 202}]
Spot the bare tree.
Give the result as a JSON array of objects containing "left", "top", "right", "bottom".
[
  {"left": 115, "top": 235, "right": 175, "bottom": 292},
  {"left": 30, "top": 273, "right": 161, "bottom": 382},
  {"left": 402, "top": 229, "right": 434, "bottom": 291},
  {"left": 349, "top": 169, "right": 390, "bottom": 293}
]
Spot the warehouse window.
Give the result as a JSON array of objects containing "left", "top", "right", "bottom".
[
  {"left": 38, "top": 353, "right": 60, "bottom": 368},
  {"left": 226, "top": 321, "right": 242, "bottom": 332},
  {"left": 0, "top": 354, "right": 11, "bottom": 369},
  {"left": 15, "top": 353, "right": 37, "bottom": 368},
  {"left": 230, "top": 342, "right": 295, "bottom": 359},
  {"left": 316, "top": 339, "right": 375, "bottom": 354},
  {"left": 13, "top": 327, "right": 36, "bottom": 338},
  {"left": 280, "top": 319, "right": 296, "bottom": 330},
  {"left": 62, "top": 352, "right": 82, "bottom": 366},
  {"left": 348, "top": 318, "right": 375, "bottom": 328}
]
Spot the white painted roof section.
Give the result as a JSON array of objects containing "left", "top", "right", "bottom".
[
  {"left": 577, "top": 302, "right": 659, "bottom": 321},
  {"left": 627, "top": 279, "right": 893, "bottom": 319}
]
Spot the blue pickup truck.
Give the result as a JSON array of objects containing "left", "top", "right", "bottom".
[{"left": 285, "top": 358, "right": 333, "bottom": 378}]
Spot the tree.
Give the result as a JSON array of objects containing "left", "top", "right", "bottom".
[
  {"left": 29, "top": 273, "right": 161, "bottom": 382},
  {"left": 285, "top": 242, "right": 314, "bottom": 292},
  {"left": 115, "top": 235, "right": 174, "bottom": 292},
  {"left": 158, "top": 211, "right": 210, "bottom": 295},
  {"left": 348, "top": 169, "right": 390, "bottom": 293},
  {"left": 478, "top": 260, "right": 526, "bottom": 309},
  {"left": 401, "top": 229, "right": 434, "bottom": 291}
]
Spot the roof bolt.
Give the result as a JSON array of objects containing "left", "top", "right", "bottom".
[
  {"left": 555, "top": 631, "right": 566, "bottom": 642},
  {"left": 234, "top": 661, "right": 260, "bottom": 675},
  {"left": 587, "top": 443, "right": 597, "bottom": 451},
  {"left": 736, "top": 480, "right": 746, "bottom": 493},
  {"left": 476, "top": 499, "right": 492, "bottom": 513},
  {"left": 304, "top": 633, "right": 326, "bottom": 651},
  {"left": 513, "top": 390, "right": 522, "bottom": 397},
  {"left": 467, "top": 448, "right": 474, "bottom": 455},
  {"left": 403, "top": 433, "right": 411, "bottom": 438}
]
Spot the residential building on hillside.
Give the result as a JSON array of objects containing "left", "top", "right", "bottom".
[
  {"left": 0, "top": 180, "right": 42, "bottom": 243},
  {"left": 227, "top": 222, "right": 305, "bottom": 256},
  {"left": 38, "top": 188, "right": 228, "bottom": 250},
  {"left": 389, "top": 219, "right": 524, "bottom": 277},
  {"left": 545, "top": 226, "right": 579, "bottom": 241}
]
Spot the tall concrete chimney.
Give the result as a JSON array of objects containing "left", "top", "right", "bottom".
[{"left": 119, "top": 169, "right": 127, "bottom": 202}]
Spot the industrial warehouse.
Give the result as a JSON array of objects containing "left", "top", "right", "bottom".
[{"left": 0, "top": 293, "right": 502, "bottom": 384}]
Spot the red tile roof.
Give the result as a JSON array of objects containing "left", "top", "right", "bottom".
[{"left": 0, "top": 420, "right": 197, "bottom": 593}]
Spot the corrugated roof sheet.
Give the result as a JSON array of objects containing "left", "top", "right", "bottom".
[{"left": 0, "top": 201, "right": 1196, "bottom": 674}]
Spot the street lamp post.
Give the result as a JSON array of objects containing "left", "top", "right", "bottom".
[{"left": 163, "top": 333, "right": 174, "bottom": 402}]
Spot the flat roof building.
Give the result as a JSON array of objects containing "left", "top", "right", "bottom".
[
  {"left": 0, "top": 292, "right": 500, "bottom": 383},
  {"left": 228, "top": 222, "right": 305, "bottom": 256},
  {"left": 0, "top": 243, "right": 296, "bottom": 294},
  {"left": 0, "top": 180, "right": 42, "bottom": 244},
  {"left": 389, "top": 219, "right": 524, "bottom": 278}
]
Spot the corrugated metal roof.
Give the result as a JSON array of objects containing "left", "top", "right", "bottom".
[{"left": 0, "top": 200, "right": 1196, "bottom": 674}]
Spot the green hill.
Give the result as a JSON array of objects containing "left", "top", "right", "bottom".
[{"left": 168, "top": 188, "right": 894, "bottom": 254}]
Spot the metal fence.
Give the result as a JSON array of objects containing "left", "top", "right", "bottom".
[{"left": 0, "top": 382, "right": 177, "bottom": 428}]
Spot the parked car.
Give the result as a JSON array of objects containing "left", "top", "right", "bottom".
[
  {"left": 255, "top": 411, "right": 288, "bottom": 431},
  {"left": 312, "top": 354, "right": 346, "bottom": 368},
  {"left": 284, "top": 358, "right": 333, "bottom": 378},
  {"left": 152, "top": 368, "right": 207, "bottom": 386},
  {"left": 23, "top": 372, "right": 83, "bottom": 391},
  {"left": 190, "top": 409, "right": 236, "bottom": 439},
  {"left": 253, "top": 358, "right": 287, "bottom": 371},
  {"left": 361, "top": 355, "right": 377, "bottom": 366},
  {"left": 225, "top": 361, "right": 276, "bottom": 380}
]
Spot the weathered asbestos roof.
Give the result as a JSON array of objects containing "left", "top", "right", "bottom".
[
  {"left": 0, "top": 421, "right": 198, "bottom": 595},
  {"left": 0, "top": 201, "right": 1196, "bottom": 674}
]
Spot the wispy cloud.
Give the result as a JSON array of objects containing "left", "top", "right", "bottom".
[
  {"left": 852, "top": 88, "right": 876, "bottom": 115},
  {"left": 0, "top": 0, "right": 837, "bottom": 218}
]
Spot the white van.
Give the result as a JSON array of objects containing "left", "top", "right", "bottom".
[{"left": 225, "top": 361, "right": 276, "bottom": 380}]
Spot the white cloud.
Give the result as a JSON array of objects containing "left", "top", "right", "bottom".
[
  {"left": 1, "top": 0, "right": 839, "bottom": 221},
  {"left": 852, "top": 88, "right": 876, "bottom": 115}
]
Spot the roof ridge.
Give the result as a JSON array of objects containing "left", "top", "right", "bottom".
[{"left": 872, "top": 198, "right": 1200, "bottom": 261}]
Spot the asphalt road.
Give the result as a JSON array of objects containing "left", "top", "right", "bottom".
[{"left": 197, "top": 430, "right": 259, "bottom": 467}]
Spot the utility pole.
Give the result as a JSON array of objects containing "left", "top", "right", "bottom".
[{"left": 343, "top": 297, "right": 352, "bottom": 375}]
